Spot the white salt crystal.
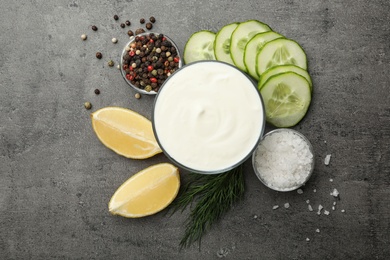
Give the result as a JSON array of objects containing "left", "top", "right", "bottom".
[
  {"left": 317, "top": 205, "right": 323, "bottom": 215},
  {"left": 306, "top": 238, "right": 310, "bottom": 242},
  {"left": 330, "top": 188, "right": 339, "bottom": 197},
  {"left": 253, "top": 215, "right": 258, "bottom": 219},
  {"left": 297, "top": 189, "right": 303, "bottom": 194},
  {"left": 333, "top": 201, "right": 337, "bottom": 206},
  {"left": 284, "top": 203, "right": 290, "bottom": 208},
  {"left": 329, "top": 178, "right": 333, "bottom": 182},
  {"left": 324, "top": 210, "right": 330, "bottom": 215},
  {"left": 272, "top": 205, "right": 279, "bottom": 210},
  {"left": 324, "top": 154, "right": 331, "bottom": 165},
  {"left": 308, "top": 204, "right": 313, "bottom": 211},
  {"left": 254, "top": 130, "right": 313, "bottom": 191},
  {"left": 341, "top": 209, "right": 345, "bottom": 213},
  {"left": 316, "top": 228, "right": 320, "bottom": 233},
  {"left": 306, "top": 200, "right": 310, "bottom": 204},
  {"left": 313, "top": 189, "right": 317, "bottom": 193},
  {"left": 332, "top": 206, "right": 335, "bottom": 211}
]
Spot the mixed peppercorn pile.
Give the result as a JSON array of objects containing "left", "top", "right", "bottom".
[{"left": 121, "top": 33, "right": 181, "bottom": 93}]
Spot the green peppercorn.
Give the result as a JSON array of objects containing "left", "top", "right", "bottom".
[
  {"left": 135, "top": 28, "right": 145, "bottom": 35},
  {"left": 84, "top": 102, "right": 92, "bottom": 110},
  {"left": 108, "top": 60, "right": 114, "bottom": 67},
  {"left": 144, "top": 85, "right": 152, "bottom": 92},
  {"left": 151, "top": 69, "right": 157, "bottom": 76}
]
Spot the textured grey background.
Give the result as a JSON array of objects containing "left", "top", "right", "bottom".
[{"left": 1, "top": 0, "right": 389, "bottom": 259}]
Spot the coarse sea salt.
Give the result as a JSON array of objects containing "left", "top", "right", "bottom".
[{"left": 254, "top": 130, "right": 314, "bottom": 191}]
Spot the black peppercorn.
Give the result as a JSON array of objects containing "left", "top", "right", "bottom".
[
  {"left": 92, "top": 25, "right": 98, "bottom": 31},
  {"left": 125, "top": 20, "right": 131, "bottom": 26},
  {"left": 94, "top": 89, "right": 100, "bottom": 95},
  {"left": 127, "top": 30, "right": 134, "bottom": 36},
  {"left": 140, "top": 18, "right": 145, "bottom": 24},
  {"left": 120, "top": 23, "right": 125, "bottom": 28},
  {"left": 96, "top": 52, "right": 102, "bottom": 59},
  {"left": 114, "top": 15, "right": 119, "bottom": 20},
  {"left": 146, "top": 22, "right": 153, "bottom": 30},
  {"left": 149, "top": 16, "right": 156, "bottom": 23}
]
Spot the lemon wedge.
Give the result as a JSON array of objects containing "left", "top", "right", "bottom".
[
  {"left": 108, "top": 163, "right": 180, "bottom": 218},
  {"left": 91, "top": 107, "right": 162, "bottom": 159}
]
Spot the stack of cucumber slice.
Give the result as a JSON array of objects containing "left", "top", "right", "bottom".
[{"left": 183, "top": 20, "right": 313, "bottom": 128}]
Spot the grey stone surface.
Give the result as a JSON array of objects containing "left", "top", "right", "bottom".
[{"left": 1, "top": 0, "right": 389, "bottom": 259}]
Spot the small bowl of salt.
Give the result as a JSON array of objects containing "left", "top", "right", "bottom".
[{"left": 252, "top": 129, "right": 314, "bottom": 192}]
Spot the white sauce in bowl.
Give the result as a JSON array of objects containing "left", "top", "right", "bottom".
[{"left": 153, "top": 61, "right": 265, "bottom": 173}]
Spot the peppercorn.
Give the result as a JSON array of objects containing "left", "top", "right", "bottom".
[
  {"left": 127, "top": 30, "right": 134, "bottom": 36},
  {"left": 135, "top": 93, "right": 141, "bottom": 99},
  {"left": 144, "top": 85, "right": 152, "bottom": 92},
  {"left": 125, "top": 20, "right": 131, "bottom": 26},
  {"left": 81, "top": 34, "right": 87, "bottom": 40},
  {"left": 120, "top": 23, "right": 125, "bottom": 28},
  {"left": 96, "top": 52, "right": 102, "bottom": 59},
  {"left": 135, "top": 28, "right": 145, "bottom": 35},
  {"left": 140, "top": 18, "right": 145, "bottom": 24},
  {"left": 84, "top": 102, "right": 92, "bottom": 110},
  {"left": 149, "top": 16, "right": 156, "bottom": 23},
  {"left": 114, "top": 15, "right": 119, "bottom": 20},
  {"left": 91, "top": 25, "right": 98, "bottom": 31},
  {"left": 108, "top": 60, "right": 114, "bottom": 67},
  {"left": 94, "top": 89, "right": 100, "bottom": 95},
  {"left": 146, "top": 23, "right": 153, "bottom": 30},
  {"left": 112, "top": 38, "right": 118, "bottom": 44}
]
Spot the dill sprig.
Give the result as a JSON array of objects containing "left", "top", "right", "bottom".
[{"left": 169, "top": 165, "right": 245, "bottom": 248}]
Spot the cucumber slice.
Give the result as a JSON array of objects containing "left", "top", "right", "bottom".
[
  {"left": 259, "top": 65, "right": 313, "bottom": 90},
  {"left": 256, "top": 38, "right": 307, "bottom": 76},
  {"left": 244, "top": 31, "right": 284, "bottom": 80},
  {"left": 184, "top": 30, "right": 216, "bottom": 64},
  {"left": 214, "top": 22, "right": 239, "bottom": 65},
  {"left": 230, "top": 20, "right": 272, "bottom": 72},
  {"left": 260, "top": 72, "right": 311, "bottom": 127}
]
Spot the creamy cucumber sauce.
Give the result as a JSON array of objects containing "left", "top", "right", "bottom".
[{"left": 153, "top": 61, "right": 264, "bottom": 173}]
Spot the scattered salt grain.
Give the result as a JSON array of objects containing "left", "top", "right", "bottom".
[
  {"left": 324, "top": 154, "right": 331, "bottom": 165},
  {"left": 308, "top": 204, "right": 313, "bottom": 211},
  {"left": 341, "top": 209, "right": 345, "bottom": 213},
  {"left": 284, "top": 203, "right": 290, "bottom": 209},
  {"left": 306, "top": 200, "right": 310, "bottom": 204},
  {"left": 272, "top": 205, "right": 279, "bottom": 210},
  {"left": 333, "top": 201, "right": 337, "bottom": 206},
  {"left": 253, "top": 215, "right": 258, "bottom": 219},
  {"left": 254, "top": 130, "right": 314, "bottom": 191},
  {"left": 317, "top": 205, "right": 323, "bottom": 215},
  {"left": 313, "top": 189, "right": 317, "bottom": 193},
  {"left": 329, "top": 178, "right": 333, "bottom": 182},
  {"left": 297, "top": 189, "right": 303, "bottom": 194},
  {"left": 324, "top": 210, "right": 330, "bottom": 215},
  {"left": 332, "top": 206, "right": 335, "bottom": 211},
  {"left": 306, "top": 238, "right": 310, "bottom": 242},
  {"left": 316, "top": 228, "right": 320, "bottom": 233},
  {"left": 330, "top": 188, "right": 339, "bottom": 198}
]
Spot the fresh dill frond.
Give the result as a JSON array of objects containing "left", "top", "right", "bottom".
[{"left": 169, "top": 165, "right": 245, "bottom": 248}]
